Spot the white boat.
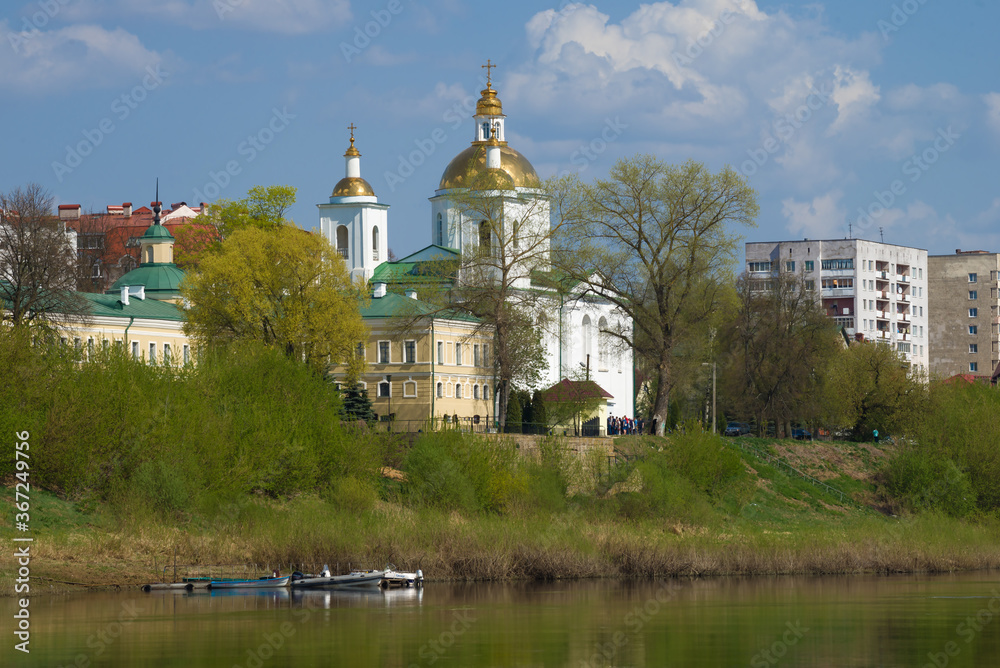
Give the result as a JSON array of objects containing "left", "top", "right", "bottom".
[
  {"left": 381, "top": 565, "right": 424, "bottom": 588},
  {"left": 291, "top": 566, "right": 385, "bottom": 589}
]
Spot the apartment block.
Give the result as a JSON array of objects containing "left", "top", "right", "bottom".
[
  {"left": 745, "top": 239, "right": 929, "bottom": 373},
  {"left": 928, "top": 250, "right": 1000, "bottom": 380}
]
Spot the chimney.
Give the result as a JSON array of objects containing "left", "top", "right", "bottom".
[
  {"left": 172, "top": 202, "right": 186, "bottom": 210},
  {"left": 373, "top": 283, "right": 387, "bottom": 299},
  {"left": 58, "top": 204, "right": 81, "bottom": 220},
  {"left": 123, "top": 202, "right": 132, "bottom": 216},
  {"left": 405, "top": 289, "right": 418, "bottom": 300},
  {"left": 956, "top": 249, "right": 962, "bottom": 254},
  {"left": 129, "top": 285, "right": 146, "bottom": 301},
  {"left": 120, "top": 286, "right": 130, "bottom": 306}
]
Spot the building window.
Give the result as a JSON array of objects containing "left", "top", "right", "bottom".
[
  {"left": 970, "top": 325, "right": 978, "bottom": 335},
  {"left": 748, "top": 261, "right": 771, "bottom": 273},
  {"left": 821, "top": 278, "right": 853, "bottom": 289},
  {"left": 804, "top": 280, "right": 815, "bottom": 291},
  {"left": 404, "top": 340, "right": 416, "bottom": 364},
  {"left": 455, "top": 383, "right": 462, "bottom": 399},
  {"left": 183, "top": 344, "right": 190, "bottom": 365},
  {"left": 436, "top": 213, "right": 443, "bottom": 246},
  {"left": 149, "top": 343, "right": 157, "bottom": 365},
  {"left": 378, "top": 340, "right": 390, "bottom": 364},
  {"left": 821, "top": 259, "right": 854, "bottom": 270},
  {"left": 372, "top": 226, "right": 380, "bottom": 262},
  {"left": 436, "top": 382, "right": 443, "bottom": 398},
  {"left": 971, "top": 362, "right": 979, "bottom": 372},
  {"left": 163, "top": 343, "right": 172, "bottom": 367},
  {"left": 378, "top": 381, "right": 390, "bottom": 398},
  {"left": 437, "top": 341, "right": 444, "bottom": 364},
  {"left": 455, "top": 343, "right": 462, "bottom": 365},
  {"left": 970, "top": 290, "right": 978, "bottom": 300},
  {"left": 969, "top": 273, "right": 978, "bottom": 283},
  {"left": 483, "top": 385, "right": 489, "bottom": 401},
  {"left": 403, "top": 381, "right": 417, "bottom": 397},
  {"left": 785, "top": 261, "right": 795, "bottom": 272},
  {"left": 482, "top": 344, "right": 490, "bottom": 367},
  {"left": 970, "top": 308, "right": 978, "bottom": 317},
  {"left": 473, "top": 385, "right": 480, "bottom": 400},
  {"left": 970, "top": 344, "right": 978, "bottom": 354},
  {"left": 804, "top": 260, "right": 814, "bottom": 272},
  {"left": 473, "top": 344, "right": 480, "bottom": 367}
]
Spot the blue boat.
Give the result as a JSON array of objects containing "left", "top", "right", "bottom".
[{"left": 209, "top": 575, "right": 291, "bottom": 589}]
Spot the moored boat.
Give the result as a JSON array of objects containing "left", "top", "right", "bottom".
[
  {"left": 291, "top": 565, "right": 385, "bottom": 589},
  {"left": 209, "top": 575, "right": 291, "bottom": 589},
  {"left": 381, "top": 566, "right": 424, "bottom": 588}
]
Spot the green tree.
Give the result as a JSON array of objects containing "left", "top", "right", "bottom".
[
  {"left": 181, "top": 225, "right": 367, "bottom": 379},
  {"left": 339, "top": 384, "right": 376, "bottom": 423},
  {"left": 555, "top": 156, "right": 758, "bottom": 435},
  {"left": 825, "top": 341, "right": 925, "bottom": 440},
  {"left": 200, "top": 185, "right": 297, "bottom": 241},
  {"left": 721, "top": 272, "right": 840, "bottom": 436}
]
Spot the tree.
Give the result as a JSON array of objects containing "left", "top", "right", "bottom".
[
  {"left": 0, "top": 183, "right": 87, "bottom": 328},
  {"left": 199, "top": 185, "right": 296, "bottom": 242},
  {"left": 555, "top": 156, "right": 758, "bottom": 435},
  {"left": 421, "top": 180, "right": 554, "bottom": 431},
  {"left": 181, "top": 225, "right": 367, "bottom": 379},
  {"left": 339, "top": 384, "right": 376, "bottom": 423},
  {"left": 825, "top": 341, "right": 925, "bottom": 440},
  {"left": 721, "top": 272, "right": 841, "bottom": 436}
]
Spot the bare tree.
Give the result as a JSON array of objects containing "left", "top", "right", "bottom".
[{"left": 0, "top": 184, "right": 87, "bottom": 328}]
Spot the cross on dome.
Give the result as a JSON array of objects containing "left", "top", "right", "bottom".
[{"left": 482, "top": 59, "right": 495, "bottom": 87}]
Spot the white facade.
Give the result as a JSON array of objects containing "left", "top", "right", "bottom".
[{"left": 746, "top": 239, "right": 930, "bottom": 374}]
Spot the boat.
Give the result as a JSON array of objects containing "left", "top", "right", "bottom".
[
  {"left": 381, "top": 565, "right": 424, "bottom": 588},
  {"left": 141, "top": 582, "right": 194, "bottom": 592},
  {"left": 291, "top": 565, "right": 385, "bottom": 589},
  {"left": 209, "top": 575, "right": 291, "bottom": 589}
]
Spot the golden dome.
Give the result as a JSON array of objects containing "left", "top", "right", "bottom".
[
  {"left": 472, "top": 167, "right": 515, "bottom": 191},
  {"left": 476, "top": 84, "right": 504, "bottom": 117},
  {"left": 439, "top": 144, "right": 540, "bottom": 190},
  {"left": 331, "top": 177, "right": 376, "bottom": 197}
]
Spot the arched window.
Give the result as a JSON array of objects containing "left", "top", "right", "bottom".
[
  {"left": 336, "top": 225, "right": 349, "bottom": 258},
  {"left": 581, "top": 315, "right": 592, "bottom": 365},
  {"left": 455, "top": 383, "right": 463, "bottom": 399},
  {"left": 513, "top": 221, "right": 519, "bottom": 249},
  {"left": 145, "top": 246, "right": 154, "bottom": 263},
  {"left": 436, "top": 213, "right": 443, "bottom": 246},
  {"left": 483, "top": 385, "right": 489, "bottom": 401},
  {"left": 437, "top": 382, "right": 443, "bottom": 398},
  {"left": 598, "top": 316, "right": 609, "bottom": 368},
  {"left": 473, "top": 385, "right": 480, "bottom": 400},
  {"left": 478, "top": 221, "right": 491, "bottom": 255},
  {"left": 372, "top": 226, "right": 380, "bottom": 261}
]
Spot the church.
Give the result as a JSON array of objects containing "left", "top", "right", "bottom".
[{"left": 320, "top": 65, "right": 635, "bottom": 428}]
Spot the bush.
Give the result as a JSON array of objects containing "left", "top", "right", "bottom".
[{"left": 879, "top": 447, "right": 974, "bottom": 518}]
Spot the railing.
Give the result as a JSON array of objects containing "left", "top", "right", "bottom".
[
  {"left": 364, "top": 418, "right": 635, "bottom": 437},
  {"left": 896, "top": 292, "right": 910, "bottom": 303},
  {"left": 897, "top": 312, "right": 909, "bottom": 322},
  {"left": 724, "top": 439, "right": 855, "bottom": 507},
  {"left": 876, "top": 311, "right": 889, "bottom": 320},
  {"left": 373, "top": 251, "right": 379, "bottom": 261},
  {"left": 337, "top": 248, "right": 348, "bottom": 259},
  {"left": 896, "top": 275, "right": 909, "bottom": 283},
  {"left": 821, "top": 288, "right": 855, "bottom": 297}
]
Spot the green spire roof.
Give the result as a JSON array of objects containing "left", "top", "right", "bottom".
[{"left": 141, "top": 222, "right": 175, "bottom": 241}]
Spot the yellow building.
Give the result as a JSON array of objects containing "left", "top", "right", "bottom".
[{"left": 338, "top": 283, "right": 495, "bottom": 431}]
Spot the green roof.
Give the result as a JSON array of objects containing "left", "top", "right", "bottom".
[
  {"left": 370, "top": 245, "right": 459, "bottom": 288},
  {"left": 81, "top": 292, "right": 184, "bottom": 321},
  {"left": 361, "top": 292, "right": 479, "bottom": 323},
  {"left": 109, "top": 264, "right": 186, "bottom": 296},
  {"left": 397, "top": 245, "right": 460, "bottom": 263},
  {"left": 141, "top": 222, "right": 175, "bottom": 240}
]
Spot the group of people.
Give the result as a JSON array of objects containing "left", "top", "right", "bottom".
[{"left": 607, "top": 415, "right": 643, "bottom": 436}]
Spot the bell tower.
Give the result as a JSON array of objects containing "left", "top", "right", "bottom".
[{"left": 317, "top": 124, "right": 389, "bottom": 283}]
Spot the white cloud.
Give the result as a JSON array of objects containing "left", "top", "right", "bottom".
[
  {"left": 782, "top": 190, "right": 846, "bottom": 238},
  {"left": 984, "top": 93, "right": 1000, "bottom": 135},
  {"left": 826, "top": 66, "right": 880, "bottom": 135},
  {"left": 0, "top": 22, "right": 169, "bottom": 93}
]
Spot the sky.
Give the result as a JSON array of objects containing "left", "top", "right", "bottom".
[{"left": 2, "top": 0, "right": 998, "bottom": 260}]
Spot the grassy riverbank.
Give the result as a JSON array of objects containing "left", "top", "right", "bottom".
[
  {"left": 3, "top": 335, "right": 1000, "bottom": 591},
  {"left": 4, "top": 437, "right": 1000, "bottom": 591}
]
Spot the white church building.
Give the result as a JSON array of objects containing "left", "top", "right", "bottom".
[{"left": 317, "top": 69, "right": 634, "bottom": 421}]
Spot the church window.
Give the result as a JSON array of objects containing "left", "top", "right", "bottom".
[
  {"left": 437, "top": 213, "right": 443, "bottom": 246},
  {"left": 482, "top": 122, "right": 490, "bottom": 141},
  {"left": 598, "top": 316, "right": 609, "bottom": 368},
  {"left": 582, "top": 315, "right": 592, "bottom": 361},
  {"left": 336, "top": 225, "right": 349, "bottom": 258},
  {"left": 479, "top": 221, "right": 491, "bottom": 255},
  {"left": 372, "top": 226, "right": 380, "bottom": 261},
  {"left": 513, "top": 221, "right": 519, "bottom": 249}
]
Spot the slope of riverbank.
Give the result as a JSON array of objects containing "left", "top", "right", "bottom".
[{"left": 4, "top": 435, "right": 999, "bottom": 592}]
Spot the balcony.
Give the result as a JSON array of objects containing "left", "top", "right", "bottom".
[
  {"left": 876, "top": 310, "right": 890, "bottom": 320},
  {"left": 337, "top": 248, "right": 348, "bottom": 259},
  {"left": 821, "top": 287, "right": 855, "bottom": 298},
  {"left": 896, "top": 292, "right": 910, "bottom": 303},
  {"left": 896, "top": 332, "right": 910, "bottom": 341},
  {"left": 877, "top": 271, "right": 888, "bottom": 279},
  {"left": 877, "top": 291, "right": 888, "bottom": 299},
  {"left": 896, "top": 275, "right": 910, "bottom": 283},
  {"left": 897, "top": 312, "right": 910, "bottom": 322}
]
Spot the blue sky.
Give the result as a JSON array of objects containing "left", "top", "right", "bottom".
[{"left": 3, "top": 0, "right": 998, "bottom": 259}]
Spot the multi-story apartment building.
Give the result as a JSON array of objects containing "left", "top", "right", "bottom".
[
  {"left": 928, "top": 250, "right": 1000, "bottom": 380},
  {"left": 745, "top": 239, "right": 930, "bottom": 373}
]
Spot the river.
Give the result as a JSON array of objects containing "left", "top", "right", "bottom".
[{"left": 5, "top": 572, "right": 1000, "bottom": 666}]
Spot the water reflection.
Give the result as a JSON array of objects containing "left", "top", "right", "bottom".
[{"left": 6, "top": 572, "right": 1000, "bottom": 667}]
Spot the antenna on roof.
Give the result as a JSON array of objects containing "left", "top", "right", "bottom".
[
  {"left": 848, "top": 222, "right": 852, "bottom": 239},
  {"left": 153, "top": 178, "right": 161, "bottom": 225},
  {"left": 879, "top": 226, "right": 884, "bottom": 243}
]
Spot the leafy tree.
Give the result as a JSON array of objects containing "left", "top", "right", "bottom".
[
  {"left": 555, "top": 156, "right": 758, "bottom": 435},
  {"left": 0, "top": 183, "right": 88, "bottom": 328},
  {"left": 199, "top": 185, "right": 296, "bottom": 241},
  {"left": 720, "top": 272, "right": 840, "bottom": 435},
  {"left": 181, "top": 225, "right": 367, "bottom": 379},
  {"left": 172, "top": 223, "right": 220, "bottom": 270},
  {"left": 825, "top": 341, "right": 925, "bottom": 440}
]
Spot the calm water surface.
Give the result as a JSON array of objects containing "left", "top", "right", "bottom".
[{"left": 6, "top": 572, "right": 1000, "bottom": 667}]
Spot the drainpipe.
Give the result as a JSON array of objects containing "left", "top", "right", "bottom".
[
  {"left": 430, "top": 320, "right": 435, "bottom": 429},
  {"left": 124, "top": 316, "right": 134, "bottom": 349}
]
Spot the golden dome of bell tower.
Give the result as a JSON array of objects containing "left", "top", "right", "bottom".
[{"left": 331, "top": 124, "right": 377, "bottom": 199}]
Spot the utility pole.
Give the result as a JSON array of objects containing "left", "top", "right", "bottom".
[{"left": 701, "top": 362, "right": 716, "bottom": 434}]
